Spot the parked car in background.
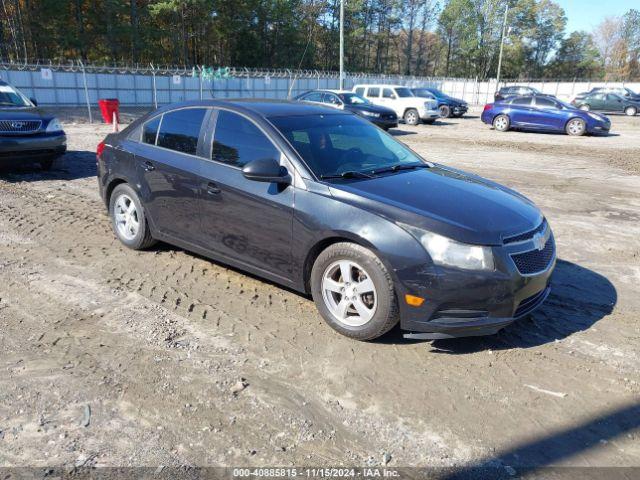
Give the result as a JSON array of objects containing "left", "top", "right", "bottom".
[
  {"left": 571, "top": 92, "right": 640, "bottom": 116},
  {"left": 294, "top": 90, "right": 398, "bottom": 130},
  {"left": 352, "top": 84, "right": 440, "bottom": 125},
  {"left": 0, "top": 79, "right": 66, "bottom": 170},
  {"left": 482, "top": 94, "right": 610, "bottom": 136},
  {"left": 572, "top": 87, "right": 640, "bottom": 103},
  {"left": 411, "top": 87, "right": 468, "bottom": 118},
  {"left": 98, "top": 99, "right": 555, "bottom": 341},
  {"left": 494, "top": 85, "right": 543, "bottom": 102}
]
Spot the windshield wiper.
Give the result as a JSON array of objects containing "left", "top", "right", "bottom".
[
  {"left": 320, "top": 170, "right": 374, "bottom": 180},
  {"left": 372, "top": 163, "right": 431, "bottom": 175}
]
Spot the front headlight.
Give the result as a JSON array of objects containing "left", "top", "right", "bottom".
[
  {"left": 404, "top": 226, "right": 494, "bottom": 270},
  {"left": 46, "top": 117, "right": 64, "bottom": 132},
  {"left": 587, "top": 112, "right": 603, "bottom": 121},
  {"left": 361, "top": 110, "right": 380, "bottom": 118}
]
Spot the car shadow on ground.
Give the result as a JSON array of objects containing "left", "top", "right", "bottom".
[
  {"left": 496, "top": 129, "right": 620, "bottom": 138},
  {"left": 0, "top": 150, "right": 96, "bottom": 182},
  {"left": 378, "top": 259, "right": 616, "bottom": 351},
  {"left": 439, "top": 401, "right": 640, "bottom": 479},
  {"left": 389, "top": 129, "right": 417, "bottom": 136}
]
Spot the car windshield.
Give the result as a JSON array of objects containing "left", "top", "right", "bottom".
[
  {"left": 412, "top": 89, "right": 436, "bottom": 98},
  {"left": 427, "top": 88, "right": 446, "bottom": 97},
  {"left": 395, "top": 87, "right": 414, "bottom": 98},
  {"left": 0, "top": 84, "right": 32, "bottom": 107},
  {"left": 340, "top": 93, "right": 370, "bottom": 105},
  {"left": 271, "top": 114, "right": 426, "bottom": 179}
]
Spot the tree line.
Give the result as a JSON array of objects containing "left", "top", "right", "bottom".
[{"left": 1, "top": 0, "right": 639, "bottom": 80}]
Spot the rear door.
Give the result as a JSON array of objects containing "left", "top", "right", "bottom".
[
  {"left": 605, "top": 94, "right": 625, "bottom": 112},
  {"left": 198, "top": 109, "right": 295, "bottom": 281},
  {"left": 134, "top": 107, "right": 209, "bottom": 240},
  {"left": 364, "top": 87, "right": 382, "bottom": 108},
  {"left": 508, "top": 96, "right": 535, "bottom": 126}
]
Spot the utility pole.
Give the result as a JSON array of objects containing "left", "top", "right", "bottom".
[
  {"left": 339, "top": 0, "right": 344, "bottom": 90},
  {"left": 496, "top": 4, "right": 509, "bottom": 89}
]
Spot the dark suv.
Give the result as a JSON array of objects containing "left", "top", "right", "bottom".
[
  {"left": 411, "top": 88, "right": 468, "bottom": 118},
  {"left": 98, "top": 100, "right": 555, "bottom": 341},
  {"left": 494, "top": 86, "right": 543, "bottom": 102},
  {"left": 0, "top": 79, "right": 66, "bottom": 170}
]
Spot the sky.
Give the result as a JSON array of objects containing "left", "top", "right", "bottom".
[{"left": 556, "top": 0, "right": 635, "bottom": 34}]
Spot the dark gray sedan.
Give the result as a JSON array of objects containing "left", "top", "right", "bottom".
[
  {"left": 97, "top": 100, "right": 555, "bottom": 341},
  {"left": 0, "top": 79, "right": 66, "bottom": 170}
]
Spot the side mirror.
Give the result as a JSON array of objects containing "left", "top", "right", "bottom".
[
  {"left": 30, "top": 97, "right": 38, "bottom": 106},
  {"left": 242, "top": 158, "right": 291, "bottom": 184}
]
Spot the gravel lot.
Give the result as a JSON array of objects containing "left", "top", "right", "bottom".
[{"left": 1, "top": 108, "right": 639, "bottom": 473}]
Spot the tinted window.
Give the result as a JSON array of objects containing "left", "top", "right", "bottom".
[
  {"left": 157, "top": 108, "right": 207, "bottom": 155},
  {"left": 382, "top": 88, "right": 395, "bottom": 98},
  {"left": 354, "top": 87, "right": 365, "bottom": 96},
  {"left": 511, "top": 97, "right": 532, "bottom": 106},
  {"left": 303, "top": 92, "right": 323, "bottom": 102},
  {"left": 535, "top": 97, "right": 557, "bottom": 108},
  {"left": 212, "top": 110, "right": 280, "bottom": 168},
  {"left": 395, "top": 87, "right": 413, "bottom": 97},
  {"left": 142, "top": 116, "right": 161, "bottom": 144},
  {"left": 323, "top": 93, "right": 341, "bottom": 105},
  {"left": 366, "top": 87, "right": 380, "bottom": 98}
]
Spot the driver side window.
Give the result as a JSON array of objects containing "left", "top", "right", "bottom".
[{"left": 211, "top": 110, "right": 280, "bottom": 168}]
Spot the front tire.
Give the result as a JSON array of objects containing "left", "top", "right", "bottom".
[
  {"left": 310, "top": 242, "right": 399, "bottom": 341},
  {"left": 625, "top": 106, "right": 637, "bottom": 116},
  {"left": 403, "top": 108, "right": 420, "bottom": 126},
  {"left": 566, "top": 118, "right": 586, "bottom": 136},
  {"left": 493, "top": 114, "right": 510, "bottom": 132},
  {"left": 439, "top": 105, "right": 451, "bottom": 118},
  {"left": 109, "top": 183, "right": 156, "bottom": 250}
]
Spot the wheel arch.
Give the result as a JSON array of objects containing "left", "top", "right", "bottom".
[
  {"left": 302, "top": 234, "right": 382, "bottom": 294},
  {"left": 104, "top": 177, "right": 129, "bottom": 207}
]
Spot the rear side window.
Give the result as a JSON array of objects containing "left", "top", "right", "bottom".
[
  {"left": 382, "top": 88, "right": 395, "bottom": 98},
  {"left": 142, "top": 116, "right": 161, "bottom": 144},
  {"left": 366, "top": 87, "right": 380, "bottom": 98},
  {"left": 303, "top": 92, "right": 323, "bottom": 102},
  {"left": 212, "top": 110, "right": 280, "bottom": 168},
  {"left": 354, "top": 87, "right": 365, "bottom": 96},
  {"left": 157, "top": 108, "right": 207, "bottom": 155},
  {"left": 511, "top": 97, "right": 532, "bottom": 106}
]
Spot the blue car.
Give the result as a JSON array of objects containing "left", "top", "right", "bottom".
[{"left": 481, "top": 95, "right": 610, "bottom": 136}]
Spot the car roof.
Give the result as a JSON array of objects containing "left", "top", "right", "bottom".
[
  {"left": 152, "top": 99, "right": 350, "bottom": 118},
  {"left": 353, "top": 84, "right": 408, "bottom": 89}
]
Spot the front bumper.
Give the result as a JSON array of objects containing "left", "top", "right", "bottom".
[
  {"left": 0, "top": 131, "right": 67, "bottom": 160},
  {"left": 420, "top": 109, "right": 441, "bottom": 121},
  {"left": 396, "top": 230, "right": 556, "bottom": 339},
  {"left": 587, "top": 122, "right": 611, "bottom": 134},
  {"left": 450, "top": 104, "right": 468, "bottom": 116}
]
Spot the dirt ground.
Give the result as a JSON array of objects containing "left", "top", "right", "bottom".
[{"left": 0, "top": 108, "right": 639, "bottom": 474}]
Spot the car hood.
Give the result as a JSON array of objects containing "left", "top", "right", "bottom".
[
  {"left": 347, "top": 104, "right": 396, "bottom": 115},
  {"left": 328, "top": 165, "right": 543, "bottom": 245},
  {"left": 0, "top": 107, "right": 49, "bottom": 120}
]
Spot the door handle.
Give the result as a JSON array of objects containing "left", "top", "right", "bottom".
[
  {"left": 206, "top": 182, "right": 221, "bottom": 195},
  {"left": 142, "top": 161, "right": 155, "bottom": 172}
]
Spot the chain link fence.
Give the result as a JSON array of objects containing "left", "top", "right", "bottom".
[{"left": 2, "top": 60, "right": 640, "bottom": 118}]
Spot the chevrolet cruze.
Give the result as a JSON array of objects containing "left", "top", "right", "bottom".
[{"left": 97, "top": 100, "right": 556, "bottom": 341}]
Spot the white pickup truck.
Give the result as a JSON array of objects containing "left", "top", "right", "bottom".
[{"left": 352, "top": 84, "right": 440, "bottom": 125}]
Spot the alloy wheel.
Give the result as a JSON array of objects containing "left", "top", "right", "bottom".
[
  {"left": 113, "top": 193, "right": 140, "bottom": 241},
  {"left": 321, "top": 260, "right": 377, "bottom": 327},
  {"left": 493, "top": 115, "right": 509, "bottom": 131},
  {"left": 405, "top": 111, "right": 418, "bottom": 125},
  {"left": 567, "top": 118, "right": 585, "bottom": 136},
  {"left": 625, "top": 107, "right": 637, "bottom": 116}
]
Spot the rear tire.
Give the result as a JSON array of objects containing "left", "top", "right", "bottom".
[
  {"left": 566, "top": 118, "right": 586, "bottom": 136},
  {"left": 403, "top": 108, "right": 420, "bottom": 126},
  {"left": 310, "top": 242, "right": 399, "bottom": 341},
  {"left": 109, "top": 183, "right": 157, "bottom": 250},
  {"left": 493, "top": 114, "right": 510, "bottom": 132},
  {"left": 439, "top": 105, "right": 451, "bottom": 118},
  {"left": 625, "top": 106, "right": 637, "bottom": 116}
]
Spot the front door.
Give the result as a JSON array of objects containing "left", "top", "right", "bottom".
[{"left": 198, "top": 109, "right": 295, "bottom": 281}]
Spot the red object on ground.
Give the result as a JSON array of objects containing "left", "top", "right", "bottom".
[{"left": 98, "top": 98, "right": 120, "bottom": 124}]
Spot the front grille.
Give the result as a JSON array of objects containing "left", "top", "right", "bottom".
[
  {"left": 0, "top": 120, "right": 42, "bottom": 134},
  {"left": 382, "top": 113, "right": 397, "bottom": 120},
  {"left": 503, "top": 219, "right": 547, "bottom": 244},
  {"left": 510, "top": 239, "right": 555, "bottom": 275}
]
